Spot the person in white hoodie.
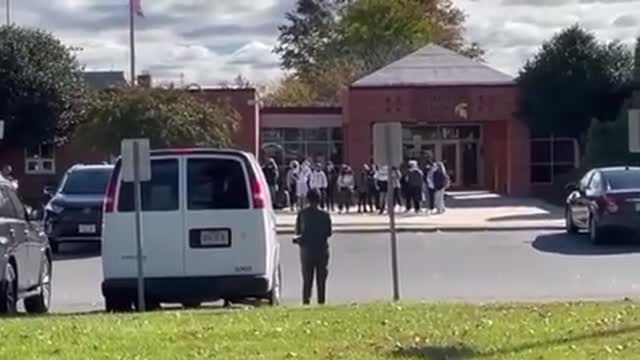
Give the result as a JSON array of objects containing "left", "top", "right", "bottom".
[
  {"left": 297, "top": 161, "right": 312, "bottom": 209},
  {"left": 309, "top": 163, "right": 328, "bottom": 209}
]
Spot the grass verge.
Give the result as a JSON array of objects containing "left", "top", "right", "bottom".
[{"left": 2, "top": 301, "right": 640, "bottom": 359}]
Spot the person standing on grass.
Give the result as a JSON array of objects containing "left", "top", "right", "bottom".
[
  {"left": 356, "top": 164, "right": 371, "bottom": 213},
  {"left": 337, "top": 165, "right": 355, "bottom": 213},
  {"left": 309, "top": 163, "right": 329, "bottom": 208},
  {"left": 294, "top": 189, "right": 332, "bottom": 305},
  {"left": 433, "top": 162, "right": 450, "bottom": 214},
  {"left": 406, "top": 160, "right": 424, "bottom": 213},
  {"left": 325, "top": 161, "right": 338, "bottom": 212}
]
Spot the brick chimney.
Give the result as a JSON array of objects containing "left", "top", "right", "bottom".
[{"left": 137, "top": 72, "right": 152, "bottom": 88}]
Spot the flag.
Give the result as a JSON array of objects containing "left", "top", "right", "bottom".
[{"left": 131, "top": 0, "right": 144, "bottom": 17}]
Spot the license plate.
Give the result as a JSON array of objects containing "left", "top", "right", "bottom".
[
  {"left": 78, "top": 224, "right": 96, "bottom": 234},
  {"left": 200, "top": 230, "right": 230, "bottom": 246}
]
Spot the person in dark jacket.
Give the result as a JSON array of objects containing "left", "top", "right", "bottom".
[
  {"left": 406, "top": 160, "right": 424, "bottom": 213},
  {"left": 325, "top": 161, "right": 338, "bottom": 212},
  {"left": 294, "top": 190, "right": 332, "bottom": 305},
  {"left": 356, "top": 164, "right": 371, "bottom": 213},
  {"left": 263, "top": 158, "right": 279, "bottom": 204},
  {"left": 423, "top": 152, "right": 436, "bottom": 213}
]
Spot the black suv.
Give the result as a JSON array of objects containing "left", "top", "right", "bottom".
[
  {"left": 0, "top": 177, "right": 52, "bottom": 314},
  {"left": 43, "top": 164, "right": 114, "bottom": 253}
]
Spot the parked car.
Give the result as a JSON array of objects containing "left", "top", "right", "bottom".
[
  {"left": 0, "top": 177, "right": 52, "bottom": 314},
  {"left": 565, "top": 166, "right": 640, "bottom": 244},
  {"left": 101, "top": 148, "right": 281, "bottom": 311},
  {"left": 43, "top": 164, "right": 114, "bottom": 253}
]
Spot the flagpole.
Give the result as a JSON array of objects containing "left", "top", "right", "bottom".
[
  {"left": 6, "top": 0, "right": 10, "bottom": 26},
  {"left": 129, "top": 0, "right": 136, "bottom": 86}
]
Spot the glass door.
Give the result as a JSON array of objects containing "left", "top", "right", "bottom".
[{"left": 438, "top": 142, "right": 460, "bottom": 187}]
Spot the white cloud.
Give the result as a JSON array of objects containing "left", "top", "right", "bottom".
[{"left": 6, "top": 0, "right": 640, "bottom": 85}]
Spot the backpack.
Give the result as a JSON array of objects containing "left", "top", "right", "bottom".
[
  {"left": 433, "top": 169, "right": 448, "bottom": 190},
  {"left": 408, "top": 169, "right": 423, "bottom": 188}
]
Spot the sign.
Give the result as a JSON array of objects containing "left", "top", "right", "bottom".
[
  {"left": 629, "top": 109, "right": 640, "bottom": 153},
  {"left": 373, "top": 122, "right": 403, "bottom": 167},
  {"left": 121, "top": 138, "right": 151, "bottom": 182},
  {"left": 454, "top": 102, "right": 468, "bottom": 120},
  {"left": 120, "top": 138, "right": 151, "bottom": 312},
  {"left": 0, "top": 120, "right": 4, "bottom": 140}
]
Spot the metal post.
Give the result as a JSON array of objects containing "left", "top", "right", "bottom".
[
  {"left": 385, "top": 131, "right": 400, "bottom": 301},
  {"left": 133, "top": 141, "right": 145, "bottom": 311},
  {"left": 5, "top": 0, "right": 10, "bottom": 26},
  {"left": 129, "top": 0, "right": 136, "bottom": 86}
]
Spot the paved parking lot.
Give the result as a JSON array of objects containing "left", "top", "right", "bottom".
[{"left": 50, "top": 230, "right": 640, "bottom": 313}]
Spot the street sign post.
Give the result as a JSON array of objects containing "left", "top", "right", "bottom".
[
  {"left": 0, "top": 120, "right": 4, "bottom": 140},
  {"left": 629, "top": 109, "right": 640, "bottom": 153},
  {"left": 373, "top": 122, "right": 403, "bottom": 301},
  {"left": 121, "top": 138, "right": 151, "bottom": 311}
]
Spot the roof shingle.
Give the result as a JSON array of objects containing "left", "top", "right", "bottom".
[{"left": 352, "top": 44, "right": 514, "bottom": 88}]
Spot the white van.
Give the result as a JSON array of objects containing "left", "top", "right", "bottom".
[{"left": 101, "top": 148, "right": 280, "bottom": 311}]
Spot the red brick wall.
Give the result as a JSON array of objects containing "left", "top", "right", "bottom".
[{"left": 347, "top": 84, "right": 529, "bottom": 194}]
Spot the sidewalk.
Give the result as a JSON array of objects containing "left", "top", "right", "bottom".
[{"left": 276, "top": 191, "right": 565, "bottom": 234}]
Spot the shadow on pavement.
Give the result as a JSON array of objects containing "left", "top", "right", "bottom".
[
  {"left": 391, "top": 324, "right": 640, "bottom": 359},
  {"left": 487, "top": 212, "right": 561, "bottom": 222},
  {"left": 532, "top": 233, "right": 640, "bottom": 256},
  {"left": 53, "top": 243, "right": 101, "bottom": 262}
]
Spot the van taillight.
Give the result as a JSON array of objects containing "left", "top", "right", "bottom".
[
  {"left": 251, "top": 179, "right": 266, "bottom": 209},
  {"left": 104, "top": 172, "right": 118, "bottom": 213}
]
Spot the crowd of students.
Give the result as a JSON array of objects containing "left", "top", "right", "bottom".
[{"left": 262, "top": 154, "right": 451, "bottom": 215}]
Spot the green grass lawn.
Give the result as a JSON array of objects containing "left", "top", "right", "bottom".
[{"left": 2, "top": 301, "right": 640, "bottom": 359}]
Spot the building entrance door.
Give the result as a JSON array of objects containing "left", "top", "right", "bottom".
[{"left": 438, "top": 141, "right": 460, "bottom": 187}]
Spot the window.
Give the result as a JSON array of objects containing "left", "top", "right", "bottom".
[
  {"left": 579, "top": 171, "right": 594, "bottom": 190},
  {"left": 261, "top": 127, "right": 344, "bottom": 165},
  {"left": 0, "top": 187, "right": 18, "bottom": 219},
  {"left": 605, "top": 170, "right": 640, "bottom": 190},
  {"left": 187, "top": 158, "right": 250, "bottom": 210},
  {"left": 118, "top": 159, "right": 179, "bottom": 212},
  {"left": 530, "top": 138, "right": 579, "bottom": 184},
  {"left": 25, "top": 144, "right": 55, "bottom": 175},
  {"left": 5, "top": 189, "right": 26, "bottom": 220},
  {"left": 61, "top": 168, "right": 113, "bottom": 195},
  {"left": 588, "top": 172, "right": 603, "bottom": 192}
]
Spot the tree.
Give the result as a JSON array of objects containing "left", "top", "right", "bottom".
[
  {"left": 77, "top": 87, "right": 239, "bottom": 155},
  {"left": 517, "top": 25, "right": 634, "bottom": 139},
  {"left": 585, "top": 116, "right": 640, "bottom": 168},
  {"left": 272, "top": 0, "right": 483, "bottom": 106},
  {"left": 218, "top": 74, "right": 253, "bottom": 89},
  {"left": 262, "top": 75, "right": 320, "bottom": 107},
  {"left": 634, "top": 37, "right": 640, "bottom": 82},
  {"left": 0, "top": 26, "right": 87, "bottom": 146}
]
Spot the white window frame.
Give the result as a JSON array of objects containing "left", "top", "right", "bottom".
[
  {"left": 530, "top": 137, "right": 580, "bottom": 185},
  {"left": 24, "top": 144, "right": 56, "bottom": 175}
]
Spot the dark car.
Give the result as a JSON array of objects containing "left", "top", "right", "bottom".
[
  {"left": 565, "top": 166, "right": 640, "bottom": 244},
  {"left": 0, "top": 177, "right": 52, "bottom": 314},
  {"left": 43, "top": 164, "right": 114, "bottom": 253}
]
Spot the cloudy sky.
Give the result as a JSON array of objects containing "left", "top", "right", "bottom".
[{"left": 8, "top": 0, "right": 640, "bottom": 86}]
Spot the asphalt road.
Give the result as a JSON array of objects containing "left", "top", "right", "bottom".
[{"left": 50, "top": 231, "right": 640, "bottom": 313}]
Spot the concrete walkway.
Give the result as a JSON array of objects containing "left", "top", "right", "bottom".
[{"left": 276, "top": 191, "right": 565, "bottom": 234}]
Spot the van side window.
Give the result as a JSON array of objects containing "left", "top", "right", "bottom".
[
  {"left": 5, "top": 189, "right": 26, "bottom": 220},
  {"left": 0, "top": 187, "right": 18, "bottom": 219},
  {"left": 118, "top": 159, "right": 179, "bottom": 212},
  {"left": 187, "top": 158, "right": 250, "bottom": 210}
]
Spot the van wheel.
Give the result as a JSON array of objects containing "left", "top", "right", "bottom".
[
  {"left": 0, "top": 262, "right": 17, "bottom": 315},
  {"left": 268, "top": 265, "right": 282, "bottom": 306},
  {"left": 25, "top": 257, "right": 52, "bottom": 314},
  {"left": 105, "top": 295, "right": 132, "bottom": 312}
]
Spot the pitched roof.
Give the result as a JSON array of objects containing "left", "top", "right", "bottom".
[
  {"left": 351, "top": 44, "right": 514, "bottom": 88},
  {"left": 82, "top": 71, "right": 128, "bottom": 89}
]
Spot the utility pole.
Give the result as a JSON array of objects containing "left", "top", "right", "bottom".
[
  {"left": 129, "top": 0, "right": 136, "bottom": 86},
  {"left": 5, "top": 0, "right": 10, "bottom": 26}
]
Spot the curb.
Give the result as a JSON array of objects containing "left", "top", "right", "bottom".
[{"left": 276, "top": 225, "right": 566, "bottom": 235}]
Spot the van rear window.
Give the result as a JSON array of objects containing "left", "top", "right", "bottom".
[
  {"left": 118, "top": 159, "right": 179, "bottom": 212},
  {"left": 187, "top": 158, "right": 250, "bottom": 210}
]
